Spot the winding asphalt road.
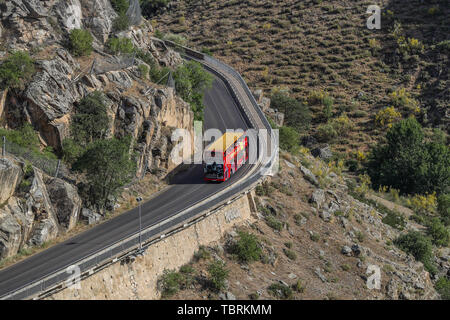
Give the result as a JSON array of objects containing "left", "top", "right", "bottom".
[{"left": 0, "top": 73, "right": 253, "bottom": 298}]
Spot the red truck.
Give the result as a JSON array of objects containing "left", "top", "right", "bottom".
[{"left": 203, "top": 132, "right": 249, "bottom": 182}]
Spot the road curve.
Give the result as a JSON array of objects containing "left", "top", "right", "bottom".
[{"left": 0, "top": 73, "right": 252, "bottom": 298}]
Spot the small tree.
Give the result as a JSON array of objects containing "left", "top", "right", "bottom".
[
  {"left": 70, "top": 91, "right": 110, "bottom": 146},
  {"left": 107, "top": 37, "right": 135, "bottom": 55},
  {"left": 0, "top": 51, "right": 35, "bottom": 89},
  {"left": 231, "top": 231, "right": 262, "bottom": 263},
  {"left": 173, "top": 60, "right": 213, "bottom": 121},
  {"left": 207, "top": 260, "right": 229, "bottom": 291},
  {"left": 270, "top": 91, "right": 311, "bottom": 132},
  {"left": 394, "top": 231, "right": 436, "bottom": 274},
  {"left": 367, "top": 117, "right": 450, "bottom": 195},
  {"left": 279, "top": 126, "right": 299, "bottom": 152},
  {"left": 69, "top": 29, "right": 93, "bottom": 57},
  {"left": 73, "top": 137, "right": 136, "bottom": 210},
  {"left": 427, "top": 218, "right": 450, "bottom": 247}
]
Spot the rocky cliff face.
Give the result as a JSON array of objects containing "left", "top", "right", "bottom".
[{"left": 0, "top": 1, "right": 194, "bottom": 261}]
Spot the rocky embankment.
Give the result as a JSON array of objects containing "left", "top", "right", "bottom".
[
  {"left": 0, "top": 1, "right": 193, "bottom": 261},
  {"left": 167, "top": 151, "right": 441, "bottom": 300}
]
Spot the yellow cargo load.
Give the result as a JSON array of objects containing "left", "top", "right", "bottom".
[{"left": 205, "top": 132, "right": 244, "bottom": 153}]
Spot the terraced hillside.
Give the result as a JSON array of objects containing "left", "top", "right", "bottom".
[{"left": 154, "top": 0, "right": 449, "bottom": 154}]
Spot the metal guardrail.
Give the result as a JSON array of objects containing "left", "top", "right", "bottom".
[{"left": 0, "top": 42, "right": 276, "bottom": 300}]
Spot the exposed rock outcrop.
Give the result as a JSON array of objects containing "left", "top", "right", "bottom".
[
  {"left": 46, "top": 178, "right": 82, "bottom": 231},
  {"left": 0, "top": 158, "right": 22, "bottom": 205}
]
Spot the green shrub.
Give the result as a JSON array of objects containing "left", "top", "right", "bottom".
[
  {"left": 207, "top": 260, "right": 229, "bottom": 291},
  {"left": 437, "top": 194, "right": 450, "bottom": 226},
  {"left": 268, "top": 282, "right": 293, "bottom": 299},
  {"left": 113, "top": 13, "right": 130, "bottom": 31},
  {"left": 435, "top": 277, "right": 450, "bottom": 300},
  {"left": 141, "top": 0, "right": 170, "bottom": 18},
  {"left": 279, "top": 126, "right": 299, "bottom": 152},
  {"left": 427, "top": 218, "right": 450, "bottom": 247},
  {"left": 194, "top": 245, "right": 210, "bottom": 261},
  {"left": 73, "top": 137, "right": 136, "bottom": 210},
  {"left": 270, "top": 91, "right": 311, "bottom": 132},
  {"left": 0, "top": 51, "right": 35, "bottom": 89},
  {"left": 265, "top": 215, "right": 283, "bottom": 231},
  {"left": 382, "top": 211, "right": 406, "bottom": 230},
  {"left": 159, "top": 269, "right": 184, "bottom": 298},
  {"left": 138, "top": 64, "right": 149, "bottom": 79},
  {"left": 316, "top": 123, "right": 337, "bottom": 142},
  {"left": 283, "top": 248, "right": 297, "bottom": 260},
  {"left": 394, "top": 231, "right": 437, "bottom": 274},
  {"left": 173, "top": 61, "right": 213, "bottom": 121},
  {"left": 110, "top": 0, "right": 129, "bottom": 14},
  {"left": 107, "top": 37, "right": 135, "bottom": 55},
  {"left": 70, "top": 91, "right": 110, "bottom": 147},
  {"left": 69, "top": 29, "right": 93, "bottom": 57},
  {"left": 294, "top": 279, "right": 304, "bottom": 293},
  {"left": 230, "top": 231, "right": 262, "bottom": 263},
  {"left": 367, "top": 118, "right": 450, "bottom": 195},
  {"left": 62, "top": 138, "right": 85, "bottom": 165}
]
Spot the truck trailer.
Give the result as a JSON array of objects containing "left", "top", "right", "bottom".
[{"left": 203, "top": 132, "right": 249, "bottom": 182}]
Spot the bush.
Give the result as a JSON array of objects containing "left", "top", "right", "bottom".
[
  {"left": 113, "top": 13, "right": 130, "bottom": 31},
  {"left": 110, "top": 0, "right": 129, "bottom": 14},
  {"left": 69, "top": 29, "right": 93, "bottom": 57},
  {"left": 138, "top": 64, "right": 149, "bottom": 79},
  {"left": 267, "top": 282, "right": 293, "bottom": 299},
  {"left": 427, "top": 218, "right": 450, "bottom": 247},
  {"left": 73, "top": 137, "right": 136, "bottom": 209},
  {"left": 265, "top": 215, "right": 283, "bottom": 231},
  {"left": 283, "top": 248, "right": 297, "bottom": 260},
  {"left": 279, "top": 126, "right": 299, "bottom": 152},
  {"left": 159, "top": 269, "right": 187, "bottom": 298},
  {"left": 141, "top": 0, "right": 170, "bottom": 18},
  {"left": 70, "top": 91, "right": 110, "bottom": 147},
  {"left": 437, "top": 194, "right": 450, "bottom": 226},
  {"left": 0, "top": 51, "right": 35, "bottom": 89},
  {"left": 62, "top": 138, "right": 85, "bottom": 165},
  {"left": 435, "top": 277, "right": 450, "bottom": 300},
  {"left": 173, "top": 61, "right": 213, "bottom": 121},
  {"left": 107, "top": 37, "right": 135, "bottom": 55},
  {"left": 375, "top": 106, "right": 402, "bottom": 128},
  {"left": 270, "top": 91, "right": 311, "bottom": 132},
  {"left": 329, "top": 114, "right": 353, "bottom": 136},
  {"left": 367, "top": 117, "right": 450, "bottom": 195},
  {"left": 382, "top": 211, "right": 406, "bottom": 230},
  {"left": 316, "top": 123, "right": 337, "bottom": 142},
  {"left": 389, "top": 88, "right": 419, "bottom": 112},
  {"left": 230, "top": 231, "right": 262, "bottom": 263},
  {"left": 394, "top": 231, "right": 436, "bottom": 274},
  {"left": 207, "top": 260, "right": 229, "bottom": 291}
]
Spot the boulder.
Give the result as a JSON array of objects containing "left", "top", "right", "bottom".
[
  {"left": 0, "top": 211, "right": 22, "bottom": 259},
  {"left": 0, "top": 158, "right": 22, "bottom": 204},
  {"left": 319, "top": 210, "right": 332, "bottom": 222},
  {"left": 311, "top": 145, "right": 333, "bottom": 160},
  {"left": 79, "top": 0, "right": 117, "bottom": 43},
  {"left": 341, "top": 246, "right": 352, "bottom": 256},
  {"left": 46, "top": 178, "right": 82, "bottom": 230},
  {"left": 300, "top": 165, "right": 319, "bottom": 187},
  {"left": 26, "top": 169, "right": 59, "bottom": 246},
  {"left": 310, "top": 189, "right": 325, "bottom": 208},
  {"left": 53, "top": 0, "right": 83, "bottom": 31}
]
